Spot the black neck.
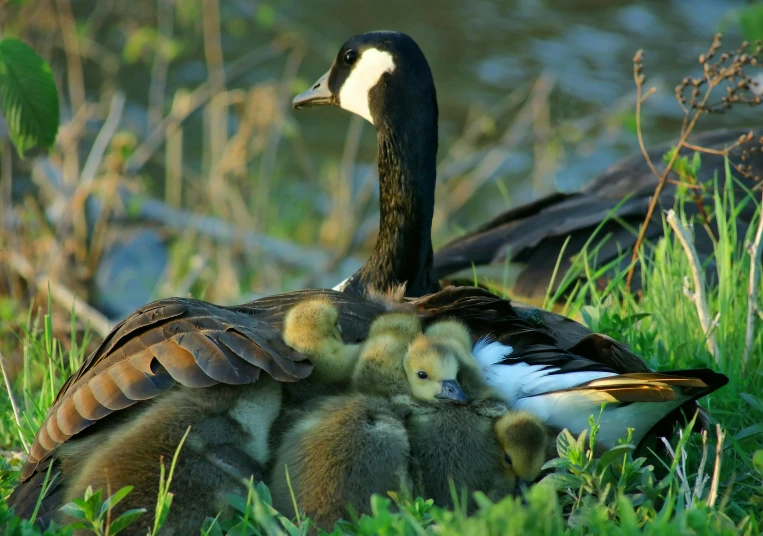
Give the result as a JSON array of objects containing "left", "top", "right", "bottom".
[{"left": 343, "top": 102, "right": 439, "bottom": 298}]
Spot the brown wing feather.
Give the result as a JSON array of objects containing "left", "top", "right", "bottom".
[
  {"left": 19, "top": 298, "right": 313, "bottom": 482},
  {"left": 559, "top": 369, "right": 727, "bottom": 403}
]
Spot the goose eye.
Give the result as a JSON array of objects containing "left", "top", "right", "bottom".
[
  {"left": 504, "top": 452, "right": 512, "bottom": 466},
  {"left": 343, "top": 49, "right": 358, "bottom": 66},
  {"left": 417, "top": 371, "right": 428, "bottom": 380}
]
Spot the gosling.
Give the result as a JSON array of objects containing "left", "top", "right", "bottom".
[{"left": 494, "top": 410, "right": 558, "bottom": 488}]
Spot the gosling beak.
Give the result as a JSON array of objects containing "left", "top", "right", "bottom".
[
  {"left": 436, "top": 379, "right": 470, "bottom": 404},
  {"left": 293, "top": 70, "right": 336, "bottom": 109}
]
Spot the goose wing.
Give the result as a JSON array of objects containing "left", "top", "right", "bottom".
[
  {"left": 472, "top": 333, "right": 728, "bottom": 447},
  {"left": 10, "top": 296, "right": 314, "bottom": 518},
  {"left": 433, "top": 128, "right": 762, "bottom": 301}
]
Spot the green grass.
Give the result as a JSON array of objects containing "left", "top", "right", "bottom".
[{"left": 1, "top": 171, "right": 762, "bottom": 534}]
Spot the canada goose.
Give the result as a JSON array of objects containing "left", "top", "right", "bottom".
[
  {"left": 269, "top": 394, "right": 411, "bottom": 531},
  {"left": 292, "top": 30, "right": 729, "bottom": 450},
  {"left": 494, "top": 410, "right": 558, "bottom": 486},
  {"left": 403, "top": 333, "right": 471, "bottom": 404},
  {"left": 400, "top": 395, "right": 517, "bottom": 509},
  {"left": 349, "top": 309, "right": 422, "bottom": 396},
  {"left": 279, "top": 298, "right": 363, "bottom": 406},
  {"left": 422, "top": 319, "right": 488, "bottom": 397}
]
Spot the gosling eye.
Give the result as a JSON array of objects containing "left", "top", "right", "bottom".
[
  {"left": 416, "top": 370, "right": 428, "bottom": 380},
  {"left": 343, "top": 49, "right": 358, "bottom": 66},
  {"left": 504, "top": 452, "right": 513, "bottom": 466}
]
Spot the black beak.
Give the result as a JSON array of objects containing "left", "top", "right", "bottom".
[
  {"left": 436, "top": 379, "right": 470, "bottom": 404},
  {"left": 293, "top": 70, "right": 336, "bottom": 109}
]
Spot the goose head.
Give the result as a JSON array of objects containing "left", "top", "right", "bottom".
[{"left": 294, "top": 31, "right": 440, "bottom": 298}]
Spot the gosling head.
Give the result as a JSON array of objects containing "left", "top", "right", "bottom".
[
  {"left": 283, "top": 298, "right": 343, "bottom": 348},
  {"left": 494, "top": 411, "right": 550, "bottom": 486},
  {"left": 424, "top": 319, "right": 473, "bottom": 355},
  {"left": 404, "top": 335, "right": 470, "bottom": 404},
  {"left": 368, "top": 312, "right": 422, "bottom": 344}
]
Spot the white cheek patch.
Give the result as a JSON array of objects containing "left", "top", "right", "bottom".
[{"left": 338, "top": 49, "right": 396, "bottom": 125}]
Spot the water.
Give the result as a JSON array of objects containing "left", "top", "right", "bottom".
[{"left": 70, "top": 0, "right": 756, "bottom": 235}]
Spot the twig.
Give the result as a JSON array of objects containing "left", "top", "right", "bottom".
[
  {"left": 3, "top": 250, "right": 113, "bottom": 338},
  {"left": 743, "top": 191, "right": 763, "bottom": 364},
  {"left": 632, "top": 50, "right": 661, "bottom": 181},
  {"left": 0, "top": 350, "right": 30, "bottom": 452},
  {"left": 79, "top": 91, "right": 126, "bottom": 187},
  {"left": 55, "top": 0, "right": 85, "bottom": 115},
  {"left": 666, "top": 209, "right": 720, "bottom": 360},
  {"left": 134, "top": 195, "right": 338, "bottom": 271},
  {"left": 707, "top": 424, "right": 725, "bottom": 508}
]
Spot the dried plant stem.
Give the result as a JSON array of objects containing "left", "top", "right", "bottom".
[
  {"left": 3, "top": 250, "right": 113, "bottom": 339},
  {"left": 666, "top": 210, "right": 720, "bottom": 360},
  {"left": 80, "top": 92, "right": 126, "bottom": 187},
  {"left": 707, "top": 424, "right": 725, "bottom": 508},
  {"left": 626, "top": 46, "right": 721, "bottom": 291},
  {"left": 626, "top": 108, "right": 707, "bottom": 291},
  {"left": 55, "top": 0, "right": 85, "bottom": 115},
  {"left": 126, "top": 42, "right": 283, "bottom": 173},
  {"left": 0, "top": 350, "right": 30, "bottom": 452},
  {"left": 743, "top": 192, "right": 763, "bottom": 364}
]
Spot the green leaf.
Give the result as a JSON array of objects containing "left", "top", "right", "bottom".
[
  {"left": 58, "top": 502, "right": 88, "bottom": 520},
  {"left": 541, "top": 457, "right": 571, "bottom": 471},
  {"left": 0, "top": 38, "right": 60, "bottom": 157},
  {"left": 556, "top": 428, "right": 576, "bottom": 459},
  {"left": 99, "top": 486, "right": 134, "bottom": 518},
  {"left": 597, "top": 444, "right": 635, "bottom": 472},
  {"left": 538, "top": 472, "right": 585, "bottom": 490},
  {"left": 753, "top": 450, "right": 763, "bottom": 476},
  {"left": 690, "top": 151, "right": 701, "bottom": 176},
  {"left": 108, "top": 508, "right": 146, "bottom": 535},
  {"left": 255, "top": 481, "right": 272, "bottom": 506}
]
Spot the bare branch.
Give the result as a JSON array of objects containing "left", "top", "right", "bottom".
[{"left": 3, "top": 250, "right": 113, "bottom": 339}]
